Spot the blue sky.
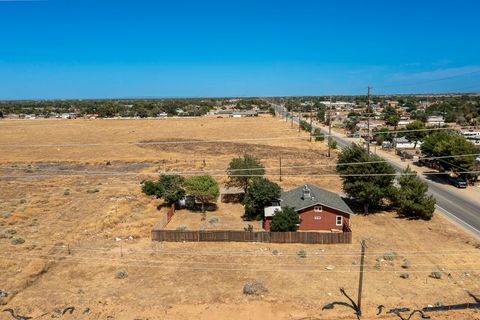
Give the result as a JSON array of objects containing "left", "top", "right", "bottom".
[{"left": 1, "top": 0, "right": 480, "bottom": 99}]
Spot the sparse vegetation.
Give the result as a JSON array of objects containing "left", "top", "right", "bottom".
[
  {"left": 86, "top": 188, "right": 99, "bottom": 194},
  {"left": 115, "top": 270, "right": 128, "bottom": 279},
  {"left": 11, "top": 237, "right": 25, "bottom": 245},
  {"left": 430, "top": 271, "right": 442, "bottom": 279},
  {"left": 297, "top": 250, "right": 307, "bottom": 258},
  {"left": 383, "top": 252, "right": 398, "bottom": 261},
  {"left": 208, "top": 216, "right": 219, "bottom": 224},
  {"left": 243, "top": 279, "right": 268, "bottom": 296}
]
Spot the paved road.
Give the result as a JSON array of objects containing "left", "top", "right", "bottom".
[{"left": 273, "top": 104, "right": 480, "bottom": 237}]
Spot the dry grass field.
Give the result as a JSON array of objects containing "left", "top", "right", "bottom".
[{"left": 0, "top": 116, "right": 479, "bottom": 319}]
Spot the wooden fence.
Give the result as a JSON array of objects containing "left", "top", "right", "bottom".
[
  {"left": 151, "top": 228, "right": 352, "bottom": 244},
  {"left": 152, "top": 204, "right": 176, "bottom": 229}
]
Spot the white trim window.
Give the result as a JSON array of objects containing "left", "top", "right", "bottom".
[
  {"left": 314, "top": 216, "right": 321, "bottom": 220},
  {"left": 314, "top": 205, "right": 323, "bottom": 212},
  {"left": 336, "top": 216, "right": 343, "bottom": 226}
]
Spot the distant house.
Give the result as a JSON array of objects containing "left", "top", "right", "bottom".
[
  {"left": 427, "top": 116, "right": 445, "bottom": 127},
  {"left": 393, "top": 136, "right": 421, "bottom": 149},
  {"left": 264, "top": 184, "right": 353, "bottom": 232}
]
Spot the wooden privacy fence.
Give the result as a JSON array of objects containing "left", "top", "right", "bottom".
[{"left": 151, "top": 229, "right": 352, "bottom": 244}]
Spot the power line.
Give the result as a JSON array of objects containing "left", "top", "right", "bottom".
[
  {"left": 2, "top": 170, "right": 479, "bottom": 180},
  {"left": 1, "top": 153, "right": 479, "bottom": 177},
  {"left": 0, "top": 125, "right": 477, "bottom": 148},
  {"left": 1, "top": 242, "right": 479, "bottom": 257},
  {"left": 0, "top": 253, "right": 478, "bottom": 273},
  {"left": 374, "top": 69, "right": 480, "bottom": 89}
]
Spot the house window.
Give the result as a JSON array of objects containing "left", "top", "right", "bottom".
[
  {"left": 314, "top": 205, "right": 323, "bottom": 212},
  {"left": 336, "top": 216, "right": 343, "bottom": 226},
  {"left": 314, "top": 216, "right": 321, "bottom": 220}
]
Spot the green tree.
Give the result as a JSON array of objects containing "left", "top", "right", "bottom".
[
  {"left": 313, "top": 128, "right": 325, "bottom": 141},
  {"left": 243, "top": 178, "right": 281, "bottom": 220},
  {"left": 141, "top": 175, "right": 185, "bottom": 206},
  {"left": 142, "top": 180, "right": 161, "bottom": 197},
  {"left": 158, "top": 175, "right": 186, "bottom": 205},
  {"left": 421, "top": 131, "right": 478, "bottom": 180},
  {"left": 383, "top": 106, "right": 400, "bottom": 127},
  {"left": 337, "top": 144, "right": 396, "bottom": 214},
  {"left": 403, "top": 120, "right": 426, "bottom": 149},
  {"left": 396, "top": 166, "right": 435, "bottom": 220},
  {"left": 270, "top": 206, "right": 301, "bottom": 232},
  {"left": 315, "top": 103, "right": 327, "bottom": 122},
  {"left": 185, "top": 175, "right": 220, "bottom": 212},
  {"left": 226, "top": 154, "right": 265, "bottom": 193}
]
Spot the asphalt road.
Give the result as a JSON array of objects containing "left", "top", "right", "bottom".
[{"left": 273, "top": 104, "right": 480, "bottom": 237}]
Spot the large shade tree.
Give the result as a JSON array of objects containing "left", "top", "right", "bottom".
[
  {"left": 226, "top": 154, "right": 265, "bottom": 193},
  {"left": 337, "top": 143, "right": 396, "bottom": 214},
  {"left": 396, "top": 166, "right": 435, "bottom": 220},
  {"left": 185, "top": 175, "right": 220, "bottom": 212},
  {"left": 243, "top": 177, "right": 281, "bottom": 220}
]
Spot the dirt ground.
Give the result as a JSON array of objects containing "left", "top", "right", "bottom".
[{"left": 0, "top": 117, "right": 479, "bottom": 320}]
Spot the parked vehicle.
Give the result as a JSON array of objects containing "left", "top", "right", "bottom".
[{"left": 450, "top": 177, "right": 467, "bottom": 188}]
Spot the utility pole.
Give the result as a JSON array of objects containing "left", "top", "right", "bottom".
[
  {"left": 328, "top": 96, "right": 333, "bottom": 157},
  {"left": 291, "top": 111, "right": 293, "bottom": 128},
  {"left": 309, "top": 103, "right": 313, "bottom": 142},
  {"left": 367, "top": 86, "right": 372, "bottom": 154},
  {"left": 279, "top": 157, "right": 282, "bottom": 182},
  {"left": 298, "top": 108, "right": 301, "bottom": 133},
  {"left": 357, "top": 240, "right": 367, "bottom": 317}
]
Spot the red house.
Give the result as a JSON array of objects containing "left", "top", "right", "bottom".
[{"left": 264, "top": 184, "right": 353, "bottom": 232}]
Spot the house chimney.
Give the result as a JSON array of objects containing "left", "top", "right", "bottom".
[{"left": 302, "top": 185, "right": 311, "bottom": 200}]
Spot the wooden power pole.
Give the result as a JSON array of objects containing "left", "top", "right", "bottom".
[
  {"left": 328, "top": 96, "right": 333, "bottom": 157},
  {"left": 298, "top": 108, "right": 301, "bottom": 133},
  {"left": 279, "top": 157, "right": 282, "bottom": 182},
  {"left": 357, "top": 240, "right": 367, "bottom": 316},
  {"left": 309, "top": 103, "right": 313, "bottom": 142},
  {"left": 366, "top": 86, "right": 372, "bottom": 154}
]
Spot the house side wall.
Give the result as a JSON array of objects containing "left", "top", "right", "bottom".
[
  {"left": 264, "top": 206, "right": 350, "bottom": 231},
  {"left": 297, "top": 206, "right": 350, "bottom": 231}
]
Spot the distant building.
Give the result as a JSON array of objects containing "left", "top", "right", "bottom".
[
  {"left": 461, "top": 131, "right": 480, "bottom": 147},
  {"left": 427, "top": 116, "right": 445, "bottom": 127},
  {"left": 393, "top": 136, "right": 422, "bottom": 149}
]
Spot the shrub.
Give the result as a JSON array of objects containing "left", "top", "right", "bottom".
[
  {"left": 329, "top": 139, "right": 337, "bottom": 150},
  {"left": 11, "top": 237, "right": 25, "bottom": 245},
  {"left": 86, "top": 188, "right": 99, "bottom": 194},
  {"left": 5, "top": 229, "right": 16, "bottom": 235},
  {"left": 115, "top": 270, "right": 128, "bottom": 279},
  {"left": 401, "top": 260, "right": 411, "bottom": 269},
  {"left": 383, "top": 252, "right": 398, "bottom": 261},
  {"left": 272, "top": 249, "right": 278, "bottom": 256},
  {"left": 244, "top": 224, "right": 254, "bottom": 232},
  {"left": 208, "top": 217, "right": 219, "bottom": 224},
  {"left": 63, "top": 189, "right": 70, "bottom": 196},
  {"left": 314, "top": 128, "right": 325, "bottom": 141},
  {"left": 400, "top": 273, "right": 410, "bottom": 279},
  {"left": 297, "top": 250, "right": 307, "bottom": 258},
  {"left": 430, "top": 271, "right": 442, "bottom": 279},
  {"left": 176, "top": 225, "right": 187, "bottom": 231},
  {"left": 270, "top": 206, "right": 300, "bottom": 232},
  {"left": 243, "top": 280, "right": 268, "bottom": 296}
]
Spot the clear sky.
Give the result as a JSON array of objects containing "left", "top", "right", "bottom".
[{"left": 1, "top": 0, "right": 480, "bottom": 99}]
